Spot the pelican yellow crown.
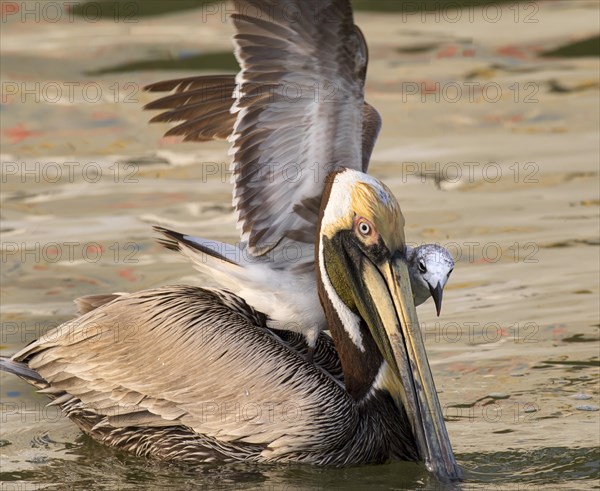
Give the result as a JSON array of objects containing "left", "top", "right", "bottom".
[{"left": 321, "top": 169, "right": 405, "bottom": 254}]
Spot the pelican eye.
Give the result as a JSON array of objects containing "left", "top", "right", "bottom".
[
  {"left": 418, "top": 260, "right": 427, "bottom": 273},
  {"left": 358, "top": 221, "right": 371, "bottom": 236}
]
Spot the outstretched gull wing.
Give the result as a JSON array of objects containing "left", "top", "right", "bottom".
[
  {"left": 145, "top": 75, "right": 237, "bottom": 142},
  {"left": 144, "top": 74, "right": 382, "bottom": 170},
  {"left": 230, "top": 0, "right": 368, "bottom": 256},
  {"left": 146, "top": 0, "right": 378, "bottom": 263}
]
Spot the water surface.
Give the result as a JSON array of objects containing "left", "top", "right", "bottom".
[{"left": 1, "top": 1, "right": 599, "bottom": 489}]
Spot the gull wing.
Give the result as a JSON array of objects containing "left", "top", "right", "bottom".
[
  {"left": 233, "top": 0, "right": 365, "bottom": 256},
  {"left": 144, "top": 74, "right": 381, "bottom": 170},
  {"left": 146, "top": 0, "right": 377, "bottom": 262},
  {"left": 145, "top": 75, "right": 236, "bottom": 142}
]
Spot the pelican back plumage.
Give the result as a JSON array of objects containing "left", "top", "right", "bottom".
[{"left": 1, "top": 285, "right": 417, "bottom": 465}]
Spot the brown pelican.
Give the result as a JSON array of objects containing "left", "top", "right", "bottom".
[
  {"left": 0, "top": 0, "right": 461, "bottom": 481},
  {"left": 0, "top": 168, "right": 460, "bottom": 480},
  {"left": 145, "top": 61, "right": 454, "bottom": 347}
]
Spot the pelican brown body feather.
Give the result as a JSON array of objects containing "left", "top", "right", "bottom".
[{"left": 1, "top": 285, "right": 416, "bottom": 465}]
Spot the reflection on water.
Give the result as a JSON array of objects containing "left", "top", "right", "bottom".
[
  {"left": 1, "top": 431, "right": 598, "bottom": 490},
  {"left": 1, "top": 0, "right": 599, "bottom": 490},
  {"left": 1, "top": 448, "right": 436, "bottom": 491},
  {"left": 462, "top": 447, "right": 600, "bottom": 486}
]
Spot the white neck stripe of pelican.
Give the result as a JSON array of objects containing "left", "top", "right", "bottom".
[{"left": 317, "top": 228, "right": 364, "bottom": 352}]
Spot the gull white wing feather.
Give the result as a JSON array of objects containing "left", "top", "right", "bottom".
[{"left": 229, "top": 0, "right": 366, "bottom": 261}]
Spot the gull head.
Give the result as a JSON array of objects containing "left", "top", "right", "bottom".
[{"left": 407, "top": 244, "right": 454, "bottom": 315}]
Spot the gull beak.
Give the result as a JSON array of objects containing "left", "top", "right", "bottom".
[
  {"left": 349, "top": 251, "right": 461, "bottom": 481},
  {"left": 428, "top": 282, "right": 444, "bottom": 316}
]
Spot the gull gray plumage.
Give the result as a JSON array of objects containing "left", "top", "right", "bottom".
[{"left": 406, "top": 244, "right": 454, "bottom": 316}]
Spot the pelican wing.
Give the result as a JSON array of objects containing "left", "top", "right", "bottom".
[
  {"left": 144, "top": 74, "right": 381, "bottom": 169},
  {"left": 11, "top": 286, "right": 352, "bottom": 458},
  {"left": 229, "top": 0, "right": 367, "bottom": 256}
]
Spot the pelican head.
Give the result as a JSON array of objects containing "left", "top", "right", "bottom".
[
  {"left": 407, "top": 244, "right": 454, "bottom": 315},
  {"left": 316, "top": 168, "right": 459, "bottom": 481}
]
